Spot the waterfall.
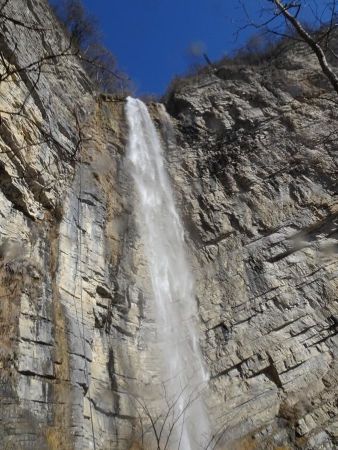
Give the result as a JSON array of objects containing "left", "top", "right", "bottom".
[{"left": 126, "top": 97, "right": 211, "bottom": 450}]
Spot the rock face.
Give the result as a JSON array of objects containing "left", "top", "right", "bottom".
[
  {"left": 0, "top": 1, "right": 337, "bottom": 450},
  {"left": 164, "top": 48, "right": 338, "bottom": 449}
]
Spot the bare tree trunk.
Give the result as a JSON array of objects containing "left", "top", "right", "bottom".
[{"left": 273, "top": 0, "right": 338, "bottom": 94}]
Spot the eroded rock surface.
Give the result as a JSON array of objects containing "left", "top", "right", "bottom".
[
  {"left": 164, "top": 50, "right": 338, "bottom": 449},
  {"left": 0, "top": 1, "right": 337, "bottom": 449}
]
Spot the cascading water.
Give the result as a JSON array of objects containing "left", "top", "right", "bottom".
[{"left": 126, "top": 97, "right": 211, "bottom": 450}]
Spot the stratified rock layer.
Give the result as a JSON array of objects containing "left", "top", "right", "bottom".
[
  {"left": 164, "top": 49, "right": 338, "bottom": 449},
  {"left": 0, "top": 1, "right": 337, "bottom": 449}
]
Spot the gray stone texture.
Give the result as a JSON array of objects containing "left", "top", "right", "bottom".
[{"left": 0, "top": 1, "right": 337, "bottom": 449}]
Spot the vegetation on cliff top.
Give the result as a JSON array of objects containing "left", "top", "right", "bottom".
[
  {"left": 164, "top": 1, "right": 338, "bottom": 100},
  {"left": 50, "top": 0, "right": 131, "bottom": 94}
]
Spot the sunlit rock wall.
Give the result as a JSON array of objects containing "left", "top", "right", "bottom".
[
  {"left": 0, "top": 1, "right": 337, "bottom": 450},
  {"left": 164, "top": 52, "right": 338, "bottom": 449}
]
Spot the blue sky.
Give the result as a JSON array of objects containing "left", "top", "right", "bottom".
[{"left": 76, "top": 0, "right": 326, "bottom": 95}]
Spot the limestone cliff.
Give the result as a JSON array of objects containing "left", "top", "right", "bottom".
[{"left": 0, "top": 1, "right": 337, "bottom": 450}]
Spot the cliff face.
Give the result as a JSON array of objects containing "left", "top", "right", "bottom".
[
  {"left": 0, "top": 1, "right": 337, "bottom": 450},
  {"left": 164, "top": 50, "right": 338, "bottom": 449}
]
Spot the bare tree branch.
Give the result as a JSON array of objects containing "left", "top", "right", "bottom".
[{"left": 272, "top": 0, "right": 338, "bottom": 94}]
